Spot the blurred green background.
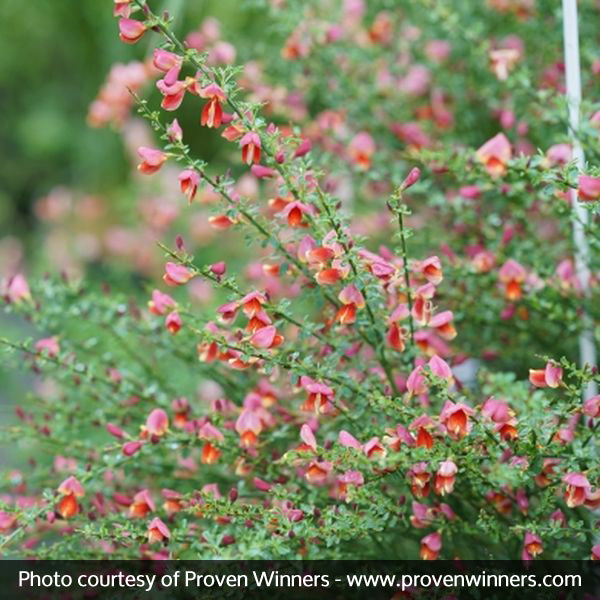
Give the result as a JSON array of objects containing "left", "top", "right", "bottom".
[{"left": 0, "top": 0, "right": 271, "bottom": 244}]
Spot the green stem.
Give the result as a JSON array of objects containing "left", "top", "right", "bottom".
[{"left": 396, "top": 203, "right": 416, "bottom": 349}]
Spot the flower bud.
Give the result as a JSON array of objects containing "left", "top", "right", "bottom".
[{"left": 401, "top": 167, "right": 421, "bottom": 190}]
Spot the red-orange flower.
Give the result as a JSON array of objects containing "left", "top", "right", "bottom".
[{"left": 198, "top": 83, "right": 226, "bottom": 128}]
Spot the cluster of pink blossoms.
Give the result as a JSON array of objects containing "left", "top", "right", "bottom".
[{"left": 1, "top": 0, "right": 599, "bottom": 562}]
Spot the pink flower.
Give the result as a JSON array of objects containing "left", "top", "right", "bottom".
[
  {"left": 145, "top": 409, "right": 169, "bottom": 437},
  {"left": 401, "top": 167, "right": 421, "bottom": 190},
  {"left": 578, "top": 175, "right": 600, "bottom": 201},
  {"left": 583, "top": 395, "right": 600, "bottom": 418},
  {"left": 338, "top": 430, "right": 362, "bottom": 450},
  {"left": 198, "top": 83, "right": 226, "bottom": 128},
  {"left": 305, "top": 460, "right": 332, "bottom": 485},
  {"left": 546, "top": 143, "right": 571, "bottom": 166},
  {"left": 410, "top": 415, "right": 435, "bottom": 449},
  {"left": 294, "top": 137, "right": 312, "bottom": 158},
  {"left": 217, "top": 300, "right": 239, "bottom": 324},
  {"left": 162, "top": 489, "right": 183, "bottom": 515},
  {"left": 153, "top": 49, "right": 181, "bottom": 73},
  {"left": 472, "top": 249, "right": 495, "bottom": 273},
  {"left": 240, "top": 291, "right": 267, "bottom": 317},
  {"left": 315, "top": 267, "right": 347, "bottom": 286},
  {"left": 336, "top": 284, "right": 365, "bottom": 325},
  {"left": 428, "top": 355, "right": 453, "bottom": 383},
  {"left": 253, "top": 477, "right": 272, "bottom": 492},
  {"left": 56, "top": 476, "right": 84, "bottom": 519},
  {"left": 147, "top": 517, "right": 170, "bottom": 543},
  {"left": 137, "top": 147, "right": 167, "bottom": 175},
  {"left": 208, "top": 214, "right": 236, "bottom": 229},
  {"left": 118, "top": 18, "right": 147, "bottom": 44},
  {"left": 235, "top": 410, "right": 262, "bottom": 448},
  {"left": 122, "top": 441, "right": 143, "bottom": 456},
  {"left": 0, "top": 511, "right": 16, "bottom": 532},
  {"left": 359, "top": 249, "right": 395, "bottom": 281},
  {"left": 420, "top": 532, "right": 442, "bottom": 560},
  {"left": 165, "top": 311, "right": 182, "bottom": 334},
  {"left": 167, "top": 119, "right": 183, "bottom": 142},
  {"left": 563, "top": 473, "right": 590, "bottom": 508},
  {"left": 297, "top": 236, "right": 318, "bottom": 263},
  {"left": 240, "top": 132, "right": 261, "bottom": 165},
  {"left": 148, "top": 290, "right": 176, "bottom": 316},
  {"left": 440, "top": 401, "right": 474, "bottom": 440},
  {"left": 498, "top": 259, "right": 526, "bottom": 301},
  {"left": 363, "top": 437, "right": 386, "bottom": 459},
  {"left": 201, "top": 441, "right": 221, "bottom": 465},
  {"left": 414, "top": 330, "right": 451, "bottom": 357},
  {"left": 113, "top": 0, "right": 132, "bottom": 18},
  {"left": 281, "top": 201, "right": 314, "bottom": 228},
  {"left": 420, "top": 256, "right": 443, "bottom": 285},
  {"left": 250, "top": 165, "right": 276, "bottom": 178},
  {"left": 58, "top": 476, "right": 84, "bottom": 497},
  {"left": 335, "top": 470, "right": 364, "bottom": 499},
  {"left": 438, "top": 503, "right": 455, "bottom": 521},
  {"left": 222, "top": 122, "right": 245, "bottom": 142},
  {"left": 130, "top": 489, "right": 155, "bottom": 518},
  {"left": 522, "top": 532, "right": 543, "bottom": 560},
  {"left": 475, "top": 133, "right": 512, "bottom": 177},
  {"left": 348, "top": 132, "right": 375, "bottom": 170},
  {"left": 407, "top": 365, "right": 427, "bottom": 396},
  {"left": 412, "top": 283, "right": 435, "bottom": 325},
  {"left": 35, "top": 337, "right": 60, "bottom": 358},
  {"left": 338, "top": 470, "right": 364, "bottom": 486},
  {"left": 428, "top": 311, "right": 456, "bottom": 340},
  {"left": 106, "top": 423, "right": 125, "bottom": 439},
  {"left": 408, "top": 462, "right": 431, "bottom": 498},
  {"left": 250, "top": 325, "right": 284, "bottom": 349},
  {"left": 301, "top": 377, "right": 335, "bottom": 413},
  {"left": 178, "top": 170, "right": 201, "bottom": 203},
  {"left": 481, "top": 397, "right": 511, "bottom": 423},
  {"left": 386, "top": 322, "right": 407, "bottom": 352},
  {"left": 3, "top": 274, "right": 31, "bottom": 304},
  {"left": 489, "top": 48, "right": 520, "bottom": 80},
  {"left": 198, "top": 422, "right": 224, "bottom": 442},
  {"left": 210, "top": 262, "right": 226, "bottom": 277},
  {"left": 425, "top": 39, "right": 451, "bottom": 62},
  {"left": 208, "top": 41, "right": 236, "bottom": 65},
  {"left": 391, "top": 122, "right": 432, "bottom": 148},
  {"left": 410, "top": 502, "right": 435, "bottom": 528},
  {"left": 300, "top": 424, "right": 317, "bottom": 452},
  {"left": 459, "top": 185, "right": 481, "bottom": 199},
  {"left": 434, "top": 460, "right": 457, "bottom": 495},
  {"left": 592, "top": 545, "right": 600, "bottom": 561},
  {"left": 163, "top": 262, "right": 194, "bottom": 286},
  {"left": 555, "top": 259, "right": 579, "bottom": 292},
  {"left": 389, "top": 303, "right": 410, "bottom": 322},
  {"left": 157, "top": 79, "right": 187, "bottom": 111},
  {"left": 528, "top": 362, "right": 563, "bottom": 388}
]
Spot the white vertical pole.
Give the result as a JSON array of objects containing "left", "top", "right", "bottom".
[{"left": 562, "top": 0, "right": 597, "bottom": 399}]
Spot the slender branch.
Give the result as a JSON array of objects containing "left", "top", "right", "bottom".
[
  {"left": 0, "top": 338, "right": 152, "bottom": 401},
  {"left": 134, "top": 0, "right": 305, "bottom": 202},
  {"left": 391, "top": 190, "right": 416, "bottom": 349},
  {"left": 133, "top": 96, "right": 341, "bottom": 314}
]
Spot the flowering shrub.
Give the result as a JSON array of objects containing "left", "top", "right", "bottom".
[{"left": 0, "top": 0, "right": 599, "bottom": 560}]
